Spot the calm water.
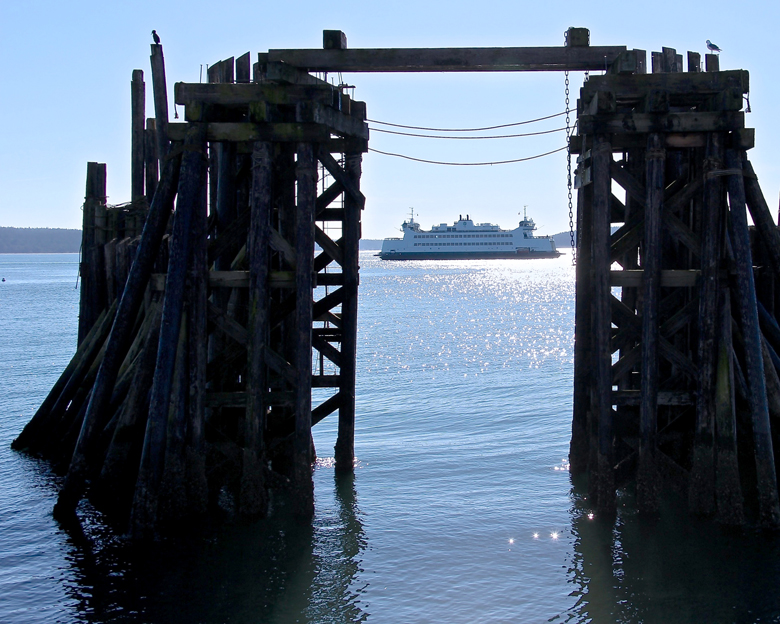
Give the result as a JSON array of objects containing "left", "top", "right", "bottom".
[{"left": 2, "top": 252, "right": 780, "bottom": 623}]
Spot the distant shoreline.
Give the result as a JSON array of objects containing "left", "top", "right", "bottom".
[
  {"left": 0, "top": 227, "right": 82, "bottom": 253},
  {"left": 0, "top": 229, "right": 576, "bottom": 253}
]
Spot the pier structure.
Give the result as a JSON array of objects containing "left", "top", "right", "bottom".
[
  {"left": 12, "top": 29, "right": 780, "bottom": 534},
  {"left": 569, "top": 50, "right": 780, "bottom": 526}
]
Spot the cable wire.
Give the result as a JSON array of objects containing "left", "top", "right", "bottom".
[
  {"left": 368, "top": 145, "right": 568, "bottom": 166},
  {"left": 369, "top": 126, "right": 567, "bottom": 140},
  {"left": 366, "top": 111, "right": 567, "bottom": 133}
]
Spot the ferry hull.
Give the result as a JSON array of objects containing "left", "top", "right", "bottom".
[{"left": 377, "top": 250, "right": 562, "bottom": 260}]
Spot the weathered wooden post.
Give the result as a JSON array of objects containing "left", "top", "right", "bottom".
[
  {"left": 637, "top": 133, "right": 664, "bottom": 513},
  {"left": 131, "top": 123, "right": 207, "bottom": 538},
  {"left": 335, "top": 148, "right": 362, "bottom": 472},
  {"left": 293, "top": 142, "right": 316, "bottom": 517},
  {"left": 131, "top": 69, "right": 145, "bottom": 237},
  {"left": 591, "top": 134, "right": 615, "bottom": 514},
  {"left": 726, "top": 148, "right": 780, "bottom": 528},
  {"left": 79, "top": 162, "right": 108, "bottom": 344}
]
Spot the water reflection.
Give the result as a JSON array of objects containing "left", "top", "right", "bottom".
[
  {"left": 58, "top": 470, "right": 366, "bottom": 624},
  {"left": 566, "top": 484, "right": 780, "bottom": 623}
]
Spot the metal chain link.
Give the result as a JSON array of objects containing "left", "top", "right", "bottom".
[{"left": 564, "top": 30, "right": 576, "bottom": 265}]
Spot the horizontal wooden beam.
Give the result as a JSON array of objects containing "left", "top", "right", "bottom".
[
  {"left": 612, "top": 390, "right": 694, "bottom": 406},
  {"left": 570, "top": 127, "right": 754, "bottom": 153},
  {"left": 266, "top": 45, "right": 627, "bottom": 72},
  {"left": 175, "top": 82, "right": 335, "bottom": 106},
  {"left": 610, "top": 269, "right": 700, "bottom": 288},
  {"left": 582, "top": 69, "right": 749, "bottom": 97},
  {"left": 579, "top": 111, "right": 744, "bottom": 135},
  {"left": 168, "top": 122, "right": 330, "bottom": 143},
  {"left": 312, "top": 374, "right": 341, "bottom": 388}
]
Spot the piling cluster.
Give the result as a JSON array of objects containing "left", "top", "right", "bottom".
[
  {"left": 570, "top": 48, "right": 780, "bottom": 527},
  {"left": 12, "top": 41, "right": 366, "bottom": 538}
]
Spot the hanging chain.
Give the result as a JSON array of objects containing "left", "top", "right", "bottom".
[{"left": 564, "top": 30, "right": 575, "bottom": 265}]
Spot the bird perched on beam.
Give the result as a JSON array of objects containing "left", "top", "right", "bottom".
[
  {"left": 152, "top": 30, "right": 161, "bottom": 45},
  {"left": 706, "top": 40, "right": 722, "bottom": 54}
]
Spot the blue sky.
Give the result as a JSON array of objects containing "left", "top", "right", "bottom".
[{"left": 1, "top": 0, "right": 777, "bottom": 239}]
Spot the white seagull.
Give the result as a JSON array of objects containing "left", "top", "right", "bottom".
[{"left": 706, "top": 40, "right": 722, "bottom": 53}]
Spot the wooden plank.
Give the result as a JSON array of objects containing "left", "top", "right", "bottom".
[
  {"left": 168, "top": 121, "right": 330, "bottom": 143},
  {"left": 323, "top": 30, "right": 348, "bottom": 50},
  {"left": 175, "top": 82, "right": 334, "bottom": 106},
  {"left": 637, "top": 133, "right": 664, "bottom": 513},
  {"left": 316, "top": 181, "right": 345, "bottom": 217},
  {"left": 130, "top": 123, "right": 207, "bottom": 537},
  {"left": 591, "top": 134, "right": 615, "bottom": 513},
  {"left": 610, "top": 269, "right": 700, "bottom": 287},
  {"left": 207, "top": 301, "right": 248, "bottom": 346},
  {"left": 241, "top": 138, "right": 272, "bottom": 518},
  {"left": 235, "top": 52, "right": 251, "bottom": 83},
  {"left": 293, "top": 141, "right": 316, "bottom": 516},
  {"left": 312, "top": 333, "right": 342, "bottom": 367},
  {"left": 687, "top": 51, "right": 701, "bottom": 72},
  {"left": 715, "top": 287, "right": 744, "bottom": 525},
  {"left": 150, "top": 44, "right": 170, "bottom": 160},
  {"left": 706, "top": 54, "right": 719, "bottom": 72},
  {"left": 309, "top": 102, "right": 369, "bottom": 139},
  {"left": 582, "top": 70, "right": 748, "bottom": 98},
  {"left": 613, "top": 390, "right": 693, "bottom": 406},
  {"left": 661, "top": 47, "right": 678, "bottom": 73},
  {"left": 312, "top": 375, "right": 341, "bottom": 388},
  {"left": 314, "top": 225, "right": 344, "bottom": 266},
  {"left": 317, "top": 148, "right": 366, "bottom": 207},
  {"left": 144, "top": 118, "right": 158, "bottom": 203},
  {"left": 336, "top": 149, "right": 361, "bottom": 472},
  {"left": 131, "top": 70, "right": 145, "bottom": 205},
  {"left": 570, "top": 180, "right": 593, "bottom": 476},
  {"left": 579, "top": 111, "right": 745, "bottom": 135},
  {"left": 725, "top": 147, "right": 780, "bottom": 527},
  {"left": 651, "top": 51, "right": 662, "bottom": 74},
  {"left": 690, "top": 132, "right": 723, "bottom": 518},
  {"left": 262, "top": 60, "right": 332, "bottom": 86},
  {"left": 53, "top": 148, "right": 183, "bottom": 520},
  {"left": 266, "top": 45, "right": 627, "bottom": 72},
  {"left": 312, "top": 392, "right": 343, "bottom": 426},
  {"left": 313, "top": 286, "right": 346, "bottom": 319},
  {"left": 743, "top": 158, "right": 780, "bottom": 278}
]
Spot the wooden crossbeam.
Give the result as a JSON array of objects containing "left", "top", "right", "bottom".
[
  {"left": 175, "top": 82, "right": 334, "bottom": 106},
  {"left": 207, "top": 302, "right": 248, "bottom": 346},
  {"left": 312, "top": 375, "right": 341, "bottom": 388},
  {"left": 263, "top": 346, "right": 297, "bottom": 386},
  {"left": 270, "top": 227, "right": 297, "bottom": 268},
  {"left": 613, "top": 390, "right": 694, "bottom": 406},
  {"left": 314, "top": 225, "right": 344, "bottom": 266},
  {"left": 312, "top": 334, "right": 342, "bottom": 367},
  {"left": 313, "top": 287, "right": 346, "bottom": 319},
  {"left": 316, "top": 181, "right": 345, "bottom": 217},
  {"left": 266, "top": 45, "right": 627, "bottom": 72},
  {"left": 168, "top": 122, "right": 330, "bottom": 143},
  {"left": 582, "top": 69, "right": 749, "bottom": 98},
  {"left": 312, "top": 392, "right": 342, "bottom": 426},
  {"left": 579, "top": 111, "right": 745, "bottom": 135},
  {"left": 610, "top": 269, "right": 700, "bottom": 287},
  {"left": 317, "top": 149, "right": 365, "bottom": 207}
]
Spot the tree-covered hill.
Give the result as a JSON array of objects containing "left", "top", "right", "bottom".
[{"left": 0, "top": 227, "right": 82, "bottom": 253}]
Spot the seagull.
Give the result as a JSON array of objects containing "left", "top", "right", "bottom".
[
  {"left": 706, "top": 39, "right": 722, "bottom": 54},
  {"left": 152, "top": 30, "right": 160, "bottom": 45}
]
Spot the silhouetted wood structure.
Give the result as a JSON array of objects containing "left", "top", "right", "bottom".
[
  {"left": 569, "top": 49, "right": 780, "bottom": 527},
  {"left": 12, "top": 29, "right": 780, "bottom": 536}
]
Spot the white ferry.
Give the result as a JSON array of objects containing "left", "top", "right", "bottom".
[{"left": 378, "top": 212, "right": 560, "bottom": 260}]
